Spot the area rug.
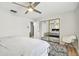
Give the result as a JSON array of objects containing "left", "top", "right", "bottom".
[{"left": 48, "top": 42, "right": 68, "bottom": 56}]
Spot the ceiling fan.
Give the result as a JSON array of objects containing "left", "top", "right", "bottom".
[{"left": 12, "top": 2, "right": 42, "bottom": 14}]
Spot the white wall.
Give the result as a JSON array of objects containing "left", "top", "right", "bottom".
[
  {"left": 0, "top": 10, "right": 32, "bottom": 37},
  {"left": 34, "top": 21, "right": 40, "bottom": 39},
  {"left": 75, "top": 4, "right": 79, "bottom": 53},
  {"left": 60, "top": 11, "right": 76, "bottom": 38},
  {"left": 40, "top": 21, "right": 48, "bottom": 37}
]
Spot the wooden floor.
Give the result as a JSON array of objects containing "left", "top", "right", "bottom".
[{"left": 66, "top": 46, "right": 78, "bottom": 56}]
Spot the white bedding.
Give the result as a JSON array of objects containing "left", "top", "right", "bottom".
[{"left": 0, "top": 36, "right": 50, "bottom": 56}]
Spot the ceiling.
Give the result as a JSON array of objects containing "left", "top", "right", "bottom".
[{"left": 0, "top": 2, "right": 78, "bottom": 19}]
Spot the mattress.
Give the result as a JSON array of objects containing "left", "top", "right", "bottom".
[{"left": 0, "top": 36, "right": 50, "bottom": 56}]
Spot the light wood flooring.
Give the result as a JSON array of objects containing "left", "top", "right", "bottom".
[{"left": 67, "top": 46, "right": 78, "bottom": 56}]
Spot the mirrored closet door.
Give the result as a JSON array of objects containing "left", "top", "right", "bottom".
[{"left": 40, "top": 18, "right": 60, "bottom": 43}]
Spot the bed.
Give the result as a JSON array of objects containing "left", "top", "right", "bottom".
[{"left": 0, "top": 36, "right": 50, "bottom": 56}]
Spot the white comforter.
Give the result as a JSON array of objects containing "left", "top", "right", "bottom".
[{"left": 0, "top": 36, "right": 50, "bottom": 56}]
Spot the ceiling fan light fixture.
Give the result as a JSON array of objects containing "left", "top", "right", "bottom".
[
  {"left": 28, "top": 8, "right": 33, "bottom": 12},
  {"left": 12, "top": 2, "right": 41, "bottom": 14}
]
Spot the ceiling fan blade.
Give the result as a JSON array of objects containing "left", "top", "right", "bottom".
[
  {"left": 28, "top": 2, "right": 33, "bottom": 7},
  {"left": 12, "top": 2, "right": 28, "bottom": 8},
  {"left": 29, "top": 2, "right": 32, "bottom": 4},
  {"left": 25, "top": 10, "right": 29, "bottom": 14},
  {"left": 33, "top": 9, "right": 41, "bottom": 14},
  {"left": 33, "top": 2, "right": 40, "bottom": 7}
]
